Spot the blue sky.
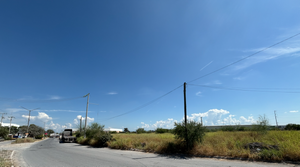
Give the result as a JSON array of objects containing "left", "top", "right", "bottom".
[{"left": 1, "top": 0, "right": 300, "bottom": 132}]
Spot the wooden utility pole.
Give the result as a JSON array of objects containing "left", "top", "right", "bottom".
[
  {"left": 183, "top": 82, "right": 188, "bottom": 150},
  {"left": 8, "top": 116, "right": 15, "bottom": 134},
  {"left": 84, "top": 93, "right": 90, "bottom": 138},
  {"left": 201, "top": 117, "right": 203, "bottom": 126},
  {"left": 21, "top": 107, "right": 39, "bottom": 134},
  {"left": 274, "top": 110, "right": 278, "bottom": 128}
]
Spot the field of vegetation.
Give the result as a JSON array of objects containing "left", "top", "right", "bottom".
[{"left": 108, "top": 131, "right": 300, "bottom": 162}]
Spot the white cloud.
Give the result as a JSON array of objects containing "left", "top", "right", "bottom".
[
  {"left": 49, "top": 95, "right": 61, "bottom": 100},
  {"left": 235, "top": 39, "right": 300, "bottom": 71},
  {"left": 107, "top": 92, "right": 118, "bottom": 95},
  {"left": 1, "top": 123, "right": 20, "bottom": 127},
  {"left": 195, "top": 91, "right": 202, "bottom": 96},
  {"left": 187, "top": 109, "right": 255, "bottom": 126},
  {"left": 22, "top": 112, "right": 52, "bottom": 122},
  {"left": 290, "top": 110, "right": 299, "bottom": 113},
  {"left": 73, "top": 115, "right": 94, "bottom": 125},
  {"left": 140, "top": 118, "right": 178, "bottom": 130}
]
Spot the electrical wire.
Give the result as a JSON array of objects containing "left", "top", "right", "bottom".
[
  {"left": 100, "top": 85, "right": 183, "bottom": 122},
  {"left": 187, "top": 32, "right": 300, "bottom": 83},
  {"left": 189, "top": 84, "right": 300, "bottom": 93}
]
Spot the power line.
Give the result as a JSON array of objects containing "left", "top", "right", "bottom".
[
  {"left": 101, "top": 85, "right": 183, "bottom": 122},
  {"left": 188, "top": 84, "right": 300, "bottom": 93},
  {"left": 188, "top": 32, "right": 300, "bottom": 83}
]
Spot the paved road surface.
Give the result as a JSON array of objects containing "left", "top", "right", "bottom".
[{"left": 20, "top": 138, "right": 296, "bottom": 167}]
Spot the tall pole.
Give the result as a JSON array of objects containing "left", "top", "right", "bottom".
[
  {"left": 44, "top": 122, "right": 46, "bottom": 139},
  {"left": 201, "top": 117, "right": 203, "bottom": 126},
  {"left": 21, "top": 107, "right": 39, "bottom": 134},
  {"left": 0, "top": 113, "right": 7, "bottom": 126},
  {"left": 80, "top": 116, "right": 82, "bottom": 132},
  {"left": 8, "top": 116, "right": 15, "bottom": 134},
  {"left": 84, "top": 93, "right": 90, "bottom": 138},
  {"left": 183, "top": 82, "right": 188, "bottom": 150},
  {"left": 274, "top": 110, "right": 278, "bottom": 128}
]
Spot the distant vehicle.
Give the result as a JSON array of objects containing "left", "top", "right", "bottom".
[{"left": 60, "top": 129, "right": 76, "bottom": 143}]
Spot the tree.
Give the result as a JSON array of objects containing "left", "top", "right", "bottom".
[
  {"left": 0, "top": 127, "right": 8, "bottom": 138},
  {"left": 173, "top": 120, "right": 206, "bottom": 150},
  {"left": 46, "top": 129, "right": 55, "bottom": 136},
  {"left": 18, "top": 125, "right": 28, "bottom": 134},
  {"left": 136, "top": 128, "right": 146, "bottom": 134},
  {"left": 124, "top": 128, "right": 130, "bottom": 133},
  {"left": 28, "top": 124, "right": 44, "bottom": 137}
]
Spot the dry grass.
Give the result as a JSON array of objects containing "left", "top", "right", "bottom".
[
  {"left": 12, "top": 138, "right": 35, "bottom": 144},
  {"left": 108, "top": 131, "right": 300, "bottom": 162}
]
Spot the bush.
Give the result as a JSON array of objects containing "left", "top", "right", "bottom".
[
  {"left": 285, "top": 124, "right": 300, "bottom": 130},
  {"left": 80, "top": 123, "right": 113, "bottom": 147},
  {"left": 252, "top": 115, "right": 269, "bottom": 135},
  {"left": 173, "top": 120, "right": 206, "bottom": 150},
  {"left": 136, "top": 128, "right": 146, "bottom": 134},
  {"left": 156, "top": 128, "right": 171, "bottom": 134},
  {"left": 35, "top": 135, "right": 43, "bottom": 139}
]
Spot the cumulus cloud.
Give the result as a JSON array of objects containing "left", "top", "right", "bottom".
[
  {"left": 22, "top": 112, "right": 52, "bottom": 122},
  {"left": 290, "top": 110, "right": 299, "bottom": 113},
  {"left": 187, "top": 109, "right": 255, "bottom": 125},
  {"left": 140, "top": 118, "right": 178, "bottom": 130},
  {"left": 73, "top": 115, "right": 94, "bottom": 125}
]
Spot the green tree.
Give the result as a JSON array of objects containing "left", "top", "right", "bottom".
[
  {"left": 123, "top": 128, "right": 130, "bottom": 133},
  {"left": 46, "top": 129, "right": 55, "bottom": 136},
  {"left": 18, "top": 125, "right": 28, "bottom": 134},
  {"left": 0, "top": 127, "right": 8, "bottom": 138},
  {"left": 28, "top": 124, "right": 44, "bottom": 137},
  {"left": 136, "top": 128, "right": 146, "bottom": 134},
  {"left": 173, "top": 120, "right": 206, "bottom": 150}
]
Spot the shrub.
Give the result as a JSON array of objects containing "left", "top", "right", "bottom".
[
  {"left": 156, "top": 128, "right": 170, "bottom": 133},
  {"left": 285, "top": 124, "right": 300, "bottom": 130},
  {"left": 136, "top": 128, "right": 146, "bottom": 134},
  {"left": 252, "top": 115, "right": 269, "bottom": 135},
  {"left": 80, "top": 123, "right": 113, "bottom": 147},
  {"left": 35, "top": 134, "right": 43, "bottom": 139},
  {"left": 173, "top": 120, "right": 206, "bottom": 150}
]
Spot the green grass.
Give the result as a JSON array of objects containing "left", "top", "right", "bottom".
[
  {"left": 108, "top": 131, "right": 300, "bottom": 162},
  {"left": 0, "top": 157, "right": 12, "bottom": 167}
]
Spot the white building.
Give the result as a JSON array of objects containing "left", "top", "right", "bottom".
[{"left": 104, "top": 128, "right": 123, "bottom": 133}]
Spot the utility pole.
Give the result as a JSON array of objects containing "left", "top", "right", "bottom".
[
  {"left": 83, "top": 93, "right": 90, "bottom": 138},
  {"left": 183, "top": 82, "right": 188, "bottom": 150},
  {"left": 8, "top": 116, "right": 15, "bottom": 134},
  {"left": 201, "top": 117, "right": 203, "bottom": 126},
  {"left": 80, "top": 116, "right": 82, "bottom": 132},
  {"left": 21, "top": 107, "right": 40, "bottom": 134},
  {"left": 0, "top": 112, "right": 7, "bottom": 126},
  {"left": 44, "top": 122, "right": 46, "bottom": 139},
  {"left": 274, "top": 110, "right": 278, "bottom": 128}
]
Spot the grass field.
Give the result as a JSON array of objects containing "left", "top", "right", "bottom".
[{"left": 108, "top": 131, "right": 300, "bottom": 162}]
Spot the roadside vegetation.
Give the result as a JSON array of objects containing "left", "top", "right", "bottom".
[
  {"left": 76, "top": 123, "right": 112, "bottom": 147},
  {"left": 0, "top": 156, "right": 12, "bottom": 167},
  {"left": 12, "top": 138, "right": 35, "bottom": 144},
  {"left": 75, "top": 116, "right": 300, "bottom": 162}
]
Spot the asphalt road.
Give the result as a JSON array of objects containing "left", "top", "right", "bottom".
[{"left": 20, "top": 138, "right": 296, "bottom": 167}]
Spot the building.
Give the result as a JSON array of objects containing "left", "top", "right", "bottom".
[{"left": 104, "top": 128, "right": 123, "bottom": 133}]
